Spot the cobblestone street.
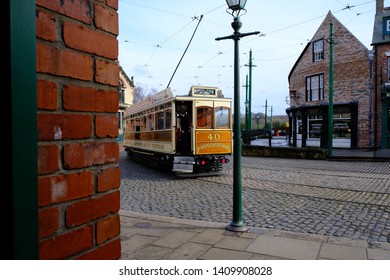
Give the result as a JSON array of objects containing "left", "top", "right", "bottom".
[{"left": 120, "top": 150, "right": 390, "bottom": 243}]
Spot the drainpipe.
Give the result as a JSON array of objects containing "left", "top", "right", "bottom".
[{"left": 369, "top": 50, "right": 374, "bottom": 147}]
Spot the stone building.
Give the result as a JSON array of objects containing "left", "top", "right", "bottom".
[
  {"left": 118, "top": 66, "right": 134, "bottom": 141},
  {"left": 286, "top": 11, "right": 371, "bottom": 149},
  {"left": 372, "top": 0, "right": 390, "bottom": 149}
]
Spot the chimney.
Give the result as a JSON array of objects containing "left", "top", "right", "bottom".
[{"left": 377, "top": 0, "right": 384, "bottom": 14}]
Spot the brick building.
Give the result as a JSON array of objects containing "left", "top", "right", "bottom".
[
  {"left": 286, "top": 11, "right": 371, "bottom": 149},
  {"left": 8, "top": 0, "right": 121, "bottom": 259},
  {"left": 372, "top": 0, "right": 390, "bottom": 149}
]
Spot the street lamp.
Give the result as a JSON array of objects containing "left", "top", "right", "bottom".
[
  {"left": 226, "top": 0, "right": 247, "bottom": 12},
  {"left": 216, "top": 0, "right": 259, "bottom": 232}
]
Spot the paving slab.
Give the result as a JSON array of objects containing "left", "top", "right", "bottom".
[
  {"left": 190, "top": 228, "right": 227, "bottom": 245},
  {"left": 249, "top": 254, "right": 289, "bottom": 260},
  {"left": 163, "top": 242, "right": 212, "bottom": 260},
  {"left": 152, "top": 229, "right": 199, "bottom": 248},
  {"left": 121, "top": 234, "right": 158, "bottom": 253},
  {"left": 214, "top": 236, "right": 254, "bottom": 251},
  {"left": 319, "top": 243, "right": 367, "bottom": 260},
  {"left": 124, "top": 245, "right": 173, "bottom": 260},
  {"left": 367, "top": 248, "right": 390, "bottom": 260},
  {"left": 136, "top": 222, "right": 179, "bottom": 237},
  {"left": 199, "top": 247, "right": 253, "bottom": 260},
  {"left": 245, "top": 235, "right": 321, "bottom": 260}
]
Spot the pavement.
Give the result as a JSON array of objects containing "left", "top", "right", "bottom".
[
  {"left": 119, "top": 147, "right": 390, "bottom": 260},
  {"left": 331, "top": 148, "right": 390, "bottom": 160},
  {"left": 119, "top": 210, "right": 390, "bottom": 260}
]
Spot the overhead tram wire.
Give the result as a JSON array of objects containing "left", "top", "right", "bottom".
[
  {"left": 121, "top": 0, "right": 375, "bottom": 91},
  {"left": 120, "top": 1, "right": 226, "bottom": 89},
  {"left": 239, "top": 0, "right": 374, "bottom": 45},
  {"left": 166, "top": 15, "right": 204, "bottom": 89},
  {"left": 144, "top": 19, "right": 198, "bottom": 67},
  {"left": 120, "top": 0, "right": 191, "bottom": 19}
]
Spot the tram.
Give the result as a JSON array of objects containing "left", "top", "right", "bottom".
[{"left": 122, "top": 85, "right": 232, "bottom": 175}]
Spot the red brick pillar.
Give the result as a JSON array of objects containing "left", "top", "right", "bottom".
[{"left": 36, "top": 0, "right": 121, "bottom": 259}]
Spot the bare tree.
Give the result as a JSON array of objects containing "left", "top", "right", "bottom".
[
  {"left": 133, "top": 85, "right": 159, "bottom": 104},
  {"left": 133, "top": 86, "right": 145, "bottom": 104}
]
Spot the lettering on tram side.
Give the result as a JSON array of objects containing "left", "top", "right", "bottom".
[
  {"left": 132, "top": 141, "right": 170, "bottom": 152},
  {"left": 196, "top": 142, "right": 231, "bottom": 154}
]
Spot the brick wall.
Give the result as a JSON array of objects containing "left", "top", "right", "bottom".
[
  {"left": 36, "top": 0, "right": 121, "bottom": 259},
  {"left": 289, "top": 12, "right": 371, "bottom": 148}
]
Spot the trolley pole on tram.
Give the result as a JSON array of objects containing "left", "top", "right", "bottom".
[{"left": 216, "top": 0, "right": 259, "bottom": 232}]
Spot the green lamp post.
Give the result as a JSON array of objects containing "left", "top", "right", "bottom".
[{"left": 216, "top": 0, "right": 259, "bottom": 232}]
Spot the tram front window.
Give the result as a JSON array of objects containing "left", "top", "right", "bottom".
[
  {"left": 197, "top": 107, "right": 213, "bottom": 128},
  {"left": 215, "top": 107, "right": 230, "bottom": 128}
]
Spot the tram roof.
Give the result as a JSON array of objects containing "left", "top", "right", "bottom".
[{"left": 124, "top": 85, "right": 230, "bottom": 117}]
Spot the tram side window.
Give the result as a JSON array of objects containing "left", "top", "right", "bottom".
[
  {"left": 133, "top": 118, "right": 141, "bottom": 131},
  {"left": 130, "top": 119, "right": 134, "bottom": 131},
  {"left": 215, "top": 106, "right": 230, "bottom": 128},
  {"left": 197, "top": 107, "right": 213, "bottom": 128},
  {"left": 156, "top": 111, "right": 164, "bottom": 130},
  {"left": 147, "top": 114, "right": 154, "bottom": 131},
  {"left": 165, "top": 109, "right": 172, "bottom": 129},
  {"left": 142, "top": 116, "right": 146, "bottom": 131},
  {"left": 133, "top": 118, "right": 141, "bottom": 139}
]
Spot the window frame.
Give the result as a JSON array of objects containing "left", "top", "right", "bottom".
[
  {"left": 312, "top": 39, "right": 324, "bottom": 62},
  {"left": 306, "top": 74, "right": 324, "bottom": 102},
  {"left": 196, "top": 106, "right": 213, "bottom": 129},
  {"left": 214, "top": 106, "right": 230, "bottom": 128}
]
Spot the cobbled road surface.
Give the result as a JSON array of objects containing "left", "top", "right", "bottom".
[{"left": 120, "top": 149, "right": 390, "bottom": 243}]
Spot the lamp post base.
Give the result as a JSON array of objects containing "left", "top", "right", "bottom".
[{"left": 226, "top": 222, "right": 248, "bottom": 232}]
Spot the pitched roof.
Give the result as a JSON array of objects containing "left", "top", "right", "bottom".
[{"left": 288, "top": 11, "right": 367, "bottom": 81}]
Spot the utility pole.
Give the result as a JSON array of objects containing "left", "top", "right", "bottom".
[
  {"left": 328, "top": 22, "right": 334, "bottom": 158},
  {"left": 243, "top": 75, "right": 249, "bottom": 144},
  {"left": 270, "top": 106, "right": 273, "bottom": 134},
  {"left": 268, "top": 106, "right": 273, "bottom": 146},
  {"left": 264, "top": 99, "right": 268, "bottom": 131},
  {"left": 245, "top": 50, "right": 256, "bottom": 144}
]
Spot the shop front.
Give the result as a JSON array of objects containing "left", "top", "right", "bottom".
[{"left": 287, "top": 103, "right": 358, "bottom": 149}]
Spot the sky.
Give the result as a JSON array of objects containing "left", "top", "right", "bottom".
[{"left": 118, "top": 0, "right": 384, "bottom": 116}]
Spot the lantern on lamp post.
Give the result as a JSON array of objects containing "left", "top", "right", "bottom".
[
  {"left": 216, "top": 0, "right": 259, "bottom": 232},
  {"left": 226, "top": 0, "right": 247, "bottom": 13}
]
